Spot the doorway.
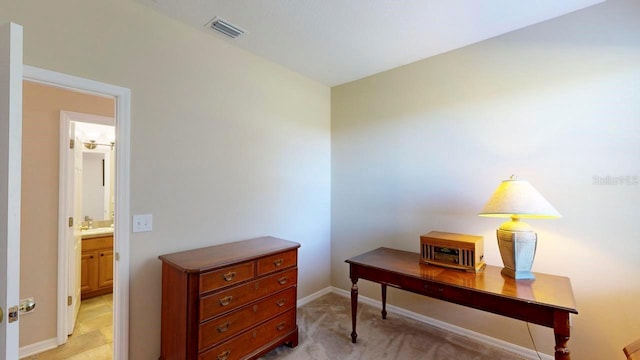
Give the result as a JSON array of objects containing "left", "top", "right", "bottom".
[
  {"left": 19, "top": 67, "right": 130, "bottom": 359},
  {"left": 62, "top": 115, "right": 116, "bottom": 345}
]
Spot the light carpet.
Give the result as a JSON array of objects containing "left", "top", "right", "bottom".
[{"left": 261, "top": 292, "right": 526, "bottom": 360}]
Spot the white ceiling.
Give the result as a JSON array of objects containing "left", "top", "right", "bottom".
[{"left": 135, "top": 0, "right": 605, "bottom": 87}]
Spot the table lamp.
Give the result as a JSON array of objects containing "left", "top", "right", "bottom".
[{"left": 478, "top": 175, "right": 561, "bottom": 280}]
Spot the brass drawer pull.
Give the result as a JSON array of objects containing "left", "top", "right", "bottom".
[
  {"left": 276, "top": 298, "right": 286, "bottom": 307},
  {"left": 276, "top": 321, "right": 286, "bottom": 331},
  {"left": 217, "top": 321, "right": 231, "bottom": 333},
  {"left": 223, "top": 271, "right": 236, "bottom": 282},
  {"left": 277, "top": 277, "right": 288, "bottom": 285},
  {"left": 219, "top": 295, "right": 233, "bottom": 306},
  {"left": 273, "top": 258, "right": 284, "bottom": 267},
  {"left": 217, "top": 350, "right": 231, "bottom": 360}
]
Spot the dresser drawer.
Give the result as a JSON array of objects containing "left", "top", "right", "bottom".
[
  {"left": 200, "top": 268, "right": 297, "bottom": 322},
  {"left": 199, "top": 309, "right": 296, "bottom": 360},
  {"left": 200, "top": 262, "right": 255, "bottom": 294},
  {"left": 257, "top": 250, "right": 297, "bottom": 276},
  {"left": 199, "top": 287, "right": 296, "bottom": 351}
]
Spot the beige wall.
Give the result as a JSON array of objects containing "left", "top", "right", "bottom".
[
  {"left": 2, "top": 0, "right": 332, "bottom": 358},
  {"left": 332, "top": 0, "right": 640, "bottom": 359},
  {"left": 21, "top": 81, "right": 114, "bottom": 346}
]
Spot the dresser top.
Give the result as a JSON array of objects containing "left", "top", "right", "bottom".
[{"left": 159, "top": 236, "right": 300, "bottom": 273}]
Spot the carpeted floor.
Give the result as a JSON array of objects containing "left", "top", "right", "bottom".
[{"left": 261, "top": 292, "right": 525, "bottom": 360}]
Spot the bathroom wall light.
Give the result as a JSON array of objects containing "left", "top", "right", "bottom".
[
  {"left": 84, "top": 140, "right": 97, "bottom": 149},
  {"left": 83, "top": 140, "right": 115, "bottom": 150}
]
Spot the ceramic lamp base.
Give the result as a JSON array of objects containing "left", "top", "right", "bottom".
[
  {"left": 500, "top": 266, "right": 535, "bottom": 280},
  {"left": 496, "top": 225, "right": 537, "bottom": 280}
]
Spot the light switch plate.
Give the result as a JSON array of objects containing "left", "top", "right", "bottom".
[{"left": 133, "top": 214, "right": 153, "bottom": 232}]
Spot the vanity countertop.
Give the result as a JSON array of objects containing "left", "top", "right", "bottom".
[{"left": 81, "top": 227, "right": 114, "bottom": 239}]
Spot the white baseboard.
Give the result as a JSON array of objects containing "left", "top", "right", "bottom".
[
  {"left": 311, "top": 286, "right": 553, "bottom": 360},
  {"left": 19, "top": 337, "right": 58, "bottom": 359},
  {"left": 297, "top": 286, "right": 334, "bottom": 307}
]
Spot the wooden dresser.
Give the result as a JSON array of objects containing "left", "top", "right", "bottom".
[{"left": 159, "top": 236, "right": 300, "bottom": 360}]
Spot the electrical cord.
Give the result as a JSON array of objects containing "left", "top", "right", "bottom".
[{"left": 526, "top": 322, "right": 543, "bottom": 360}]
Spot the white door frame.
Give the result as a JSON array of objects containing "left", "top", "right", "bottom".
[
  {"left": 23, "top": 66, "right": 131, "bottom": 360},
  {"left": 0, "top": 22, "right": 23, "bottom": 360}
]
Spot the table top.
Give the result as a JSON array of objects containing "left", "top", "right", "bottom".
[{"left": 346, "top": 247, "right": 578, "bottom": 314}]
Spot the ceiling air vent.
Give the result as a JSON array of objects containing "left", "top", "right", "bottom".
[{"left": 206, "top": 17, "right": 245, "bottom": 39}]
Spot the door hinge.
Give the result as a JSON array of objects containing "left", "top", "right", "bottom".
[
  {"left": 115, "top": 252, "right": 120, "bottom": 261},
  {"left": 70, "top": 138, "right": 75, "bottom": 149},
  {"left": 68, "top": 296, "right": 72, "bottom": 306},
  {"left": 68, "top": 217, "right": 73, "bottom": 227}
]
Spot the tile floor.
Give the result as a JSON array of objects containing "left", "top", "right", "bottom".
[{"left": 26, "top": 294, "right": 113, "bottom": 360}]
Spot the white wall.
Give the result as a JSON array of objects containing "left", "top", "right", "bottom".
[
  {"left": 1, "top": 0, "right": 331, "bottom": 358},
  {"left": 331, "top": 0, "right": 640, "bottom": 359}
]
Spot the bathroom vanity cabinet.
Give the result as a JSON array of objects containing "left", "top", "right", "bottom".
[{"left": 81, "top": 234, "right": 114, "bottom": 299}]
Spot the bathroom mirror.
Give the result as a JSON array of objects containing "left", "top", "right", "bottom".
[
  {"left": 82, "top": 151, "right": 111, "bottom": 220},
  {"left": 82, "top": 149, "right": 113, "bottom": 221},
  {"left": 74, "top": 121, "right": 115, "bottom": 223}
]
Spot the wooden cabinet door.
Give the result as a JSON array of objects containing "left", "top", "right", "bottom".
[
  {"left": 98, "top": 250, "right": 113, "bottom": 288},
  {"left": 81, "top": 252, "right": 98, "bottom": 293}
]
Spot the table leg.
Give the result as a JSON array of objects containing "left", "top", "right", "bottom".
[
  {"left": 553, "top": 311, "right": 571, "bottom": 360},
  {"left": 381, "top": 283, "right": 387, "bottom": 319},
  {"left": 350, "top": 280, "right": 358, "bottom": 343}
]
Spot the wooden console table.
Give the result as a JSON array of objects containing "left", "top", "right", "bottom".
[{"left": 346, "top": 247, "right": 578, "bottom": 360}]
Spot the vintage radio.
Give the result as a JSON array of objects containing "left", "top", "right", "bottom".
[{"left": 420, "top": 231, "right": 485, "bottom": 273}]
